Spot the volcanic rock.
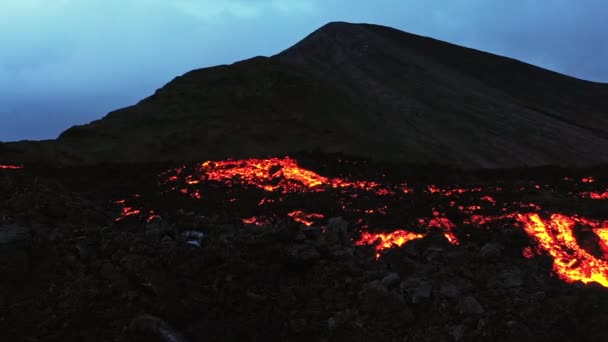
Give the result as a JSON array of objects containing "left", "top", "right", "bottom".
[
  {"left": 479, "top": 242, "right": 503, "bottom": 260},
  {"left": 359, "top": 280, "right": 413, "bottom": 322},
  {"left": 289, "top": 318, "right": 308, "bottom": 334},
  {"left": 0, "top": 224, "right": 29, "bottom": 245},
  {"left": 325, "top": 217, "right": 349, "bottom": 244},
  {"left": 458, "top": 296, "right": 485, "bottom": 315},
  {"left": 381, "top": 272, "right": 400, "bottom": 288},
  {"left": 288, "top": 244, "right": 321, "bottom": 265},
  {"left": 439, "top": 283, "right": 462, "bottom": 299},
  {"left": 410, "top": 282, "right": 434, "bottom": 304},
  {"left": 129, "top": 314, "right": 189, "bottom": 342}
]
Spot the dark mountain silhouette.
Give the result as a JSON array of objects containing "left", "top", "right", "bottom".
[{"left": 2, "top": 21, "right": 608, "bottom": 168}]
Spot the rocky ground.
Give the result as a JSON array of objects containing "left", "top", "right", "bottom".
[{"left": 2, "top": 156, "right": 608, "bottom": 341}]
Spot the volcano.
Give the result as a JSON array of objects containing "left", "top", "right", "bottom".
[
  {"left": 2, "top": 22, "right": 608, "bottom": 167},
  {"left": 3, "top": 22, "right": 608, "bottom": 342}
]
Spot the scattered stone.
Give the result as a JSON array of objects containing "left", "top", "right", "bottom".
[
  {"left": 246, "top": 291, "right": 267, "bottom": 302},
  {"left": 129, "top": 314, "right": 189, "bottom": 342},
  {"left": 180, "top": 230, "right": 205, "bottom": 248},
  {"left": 361, "top": 281, "right": 403, "bottom": 314},
  {"left": 410, "top": 282, "right": 433, "bottom": 304},
  {"left": 381, "top": 272, "right": 400, "bottom": 288},
  {"left": 532, "top": 291, "right": 546, "bottom": 302},
  {"left": 294, "top": 231, "right": 307, "bottom": 242},
  {"left": 302, "top": 225, "right": 321, "bottom": 239},
  {"left": 479, "top": 242, "right": 503, "bottom": 260},
  {"left": 289, "top": 318, "right": 308, "bottom": 333},
  {"left": 289, "top": 245, "right": 321, "bottom": 264},
  {"left": 424, "top": 247, "right": 444, "bottom": 262},
  {"left": 439, "top": 283, "right": 461, "bottom": 299},
  {"left": 450, "top": 324, "right": 466, "bottom": 341},
  {"left": 501, "top": 270, "right": 523, "bottom": 288},
  {"left": 459, "top": 296, "right": 484, "bottom": 315},
  {"left": 0, "top": 224, "right": 29, "bottom": 245},
  {"left": 325, "top": 217, "right": 348, "bottom": 244}
]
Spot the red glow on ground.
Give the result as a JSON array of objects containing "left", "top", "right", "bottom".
[
  {"left": 522, "top": 246, "right": 535, "bottom": 259},
  {"left": 588, "top": 192, "right": 608, "bottom": 200},
  {"left": 481, "top": 195, "right": 496, "bottom": 204},
  {"left": 111, "top": 157, "right": 608, "bottom": 288},
  {"left": 516, "top": 213, "right": 608, "bottom": 287},
  {"left": 356, "top": 230, "right": 425, "bottom": 259},
  {"left": 115, "top": 207, "right": 142, "bottom": 222},
  {"left": 242, "top": 216, "right": 272, "bottom": 227},
  {"left": 287, "top": 210, "right": 324, "bottom": 226},
  {"left": 162, "top": 157, "right": 393, "bottom": 197},
  {"left": 0, "top": 164, "right": 23, "bottom": 169}
]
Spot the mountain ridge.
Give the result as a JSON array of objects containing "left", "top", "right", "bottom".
[{"left": 2, "top": 21, "right": 608, "bottom": 168}]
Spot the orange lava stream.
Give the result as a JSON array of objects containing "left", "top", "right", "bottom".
[
  {"left": 242, "top": 216, "right": 272, "bottom": 227},
  {"left": 356, "top": 230, "right": 425, "bottom": 259},
  {"left": 587, "top": 192, "right": 608, "bottom": 200},
  {"left": 115, "top": 206, "right": 141, "bottom": 222},
  {"left": 287, "top": 210, "right": 324, "bottom": 226},
  {"left": 163, "top": 157, "right": 394, "bottom": 195},
  {"left": 116, "top": 157, "right": 608, "bottom": 288},
  {"left": 516, "top": 213, "right": 608, "bottom": 287}
]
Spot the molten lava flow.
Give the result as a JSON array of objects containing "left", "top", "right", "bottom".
[
  {"left": 113, "top": 199, "right": 159, "bottom": 223},
  {"left": 287, "top": 210, "right": 324, "bottom": 226},
  {"left": 516, "top": 213, "right": 608, "bottom": 287},
  {"left": 417, "top": 212, "right": 460, "bottom": 245},
  {"left": 356, "top": 230, "right": 425, "bottom": 259},
  {"left": 162, "top": 157, "right": 394, "bottom": 196},
  {"left": 587, "top": 192, "right": 608, "bottom": 200},
  {"left": 201, "top": 158, "right": 327, "bottom": 193},
  {"left": 242, "top": 216, "right": 272, "bottom": 227},
  {"left": 110, "top": 156, "right": 608, "bottom": 288},
  {"left": 481, "top": 195, "right": 496, "bottom": 204},
  {"left": 0, "top": 164, "right": 23, "bottom": 169},
  {"left": 115, "top": 206, "right": 142, "bottom": 222}
]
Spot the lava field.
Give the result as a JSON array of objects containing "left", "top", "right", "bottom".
[{"left": 2, "top": 154, "right": 608, "bottom": 341}]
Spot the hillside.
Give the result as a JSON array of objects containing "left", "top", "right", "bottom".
[{"left": 2, "top": 21, "right": 608, "bottom": 168}]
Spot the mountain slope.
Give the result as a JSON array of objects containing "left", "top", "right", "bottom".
[{"left": 3, "top": 21, "right": 608, "bottom": 168}]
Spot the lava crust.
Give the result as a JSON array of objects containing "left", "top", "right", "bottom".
[{"left": 2, "top": 154, "right": 608, "bottom": 341}]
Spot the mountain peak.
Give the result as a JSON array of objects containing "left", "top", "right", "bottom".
[{"left": 3, "top": 22, "right": 608, "bottom": 167}]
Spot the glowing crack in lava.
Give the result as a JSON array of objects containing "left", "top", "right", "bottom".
[
  {"left": 586, "top": 192, "right": 608, "bottom": 200},
  {"left": 114, "top": 199, "right": 159, "bottom": 223},
  {"left": 0, "top": 164, "right": 23, "bottom": 169},
  {"left": 517, "top": 213, "right": 608, "bottom": 287},
  {"left": 162, "top": 157, "right": 394, "bottom": 195},
  {"left": 119, "top": 157, "right": 608, "bottom": 288},
  {"left": 356, "top": 230, "right": 425, "bottom": 259},
  {"left": 242, "top": 216, "right": 273, "bottom": 227},
  {"left": 287, "top": 210, "right": 324, "bottom": 227}
]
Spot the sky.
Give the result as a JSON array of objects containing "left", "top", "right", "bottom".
[{"left": 1, "top": 0, "right": 607, "bottom": 141}]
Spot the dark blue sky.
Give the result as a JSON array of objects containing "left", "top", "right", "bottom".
[{"left": 1, "top": 0, "right": 607, "bottom": 141}]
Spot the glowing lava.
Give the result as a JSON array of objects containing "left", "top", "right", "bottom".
[
  {"left": 287, "top": 210, "right": 324, "bottom": 226},
  {"left": 586, "top": 192, "right": 608, "bottom": 200},
  {"left": 114, "top": 199, "right": 159, "bottom": 223},
  {"left": 162, "top": 157, "right": 393, "bottom": 196},
  {"left": 242, "top": 216, "right": 272, "bottom": 227},
  {"left": 111, "top": 157, "right": 608, "bottom": 288},
  {"left": 356, "top": 230, "right": 425, "bottom": 259},
  {"left": 516, "top": 213, "right": 608, "bottom": 287}
]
